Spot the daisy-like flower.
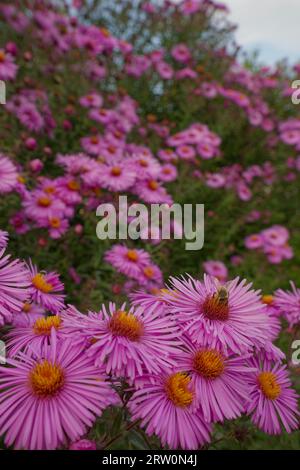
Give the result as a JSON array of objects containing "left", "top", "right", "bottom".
[
  {"left": 6, "top": 314, "right": 65, "bottom": 357},
  {"left": 23, "top": 189, "right": 66, "bottom": 221},
  {"left": 104, "top": 244, "right": 151, "bottom": 280},
  {"left": 27, "top": 261, "right": 65, "bottom": 313},
  {"left": 0, "top": 334, "right": 119, "bottom": 449},
  {"left": 62, "top": 302, "right": 180, "bottom": 381},
  {"left": 94, "top": 162, "right": 136, "bottom": 192},
  {"left": 0, "top": 248, "right": 30, "bottom": 326},
  {"left": 164, "top": 274, "right": 270, "bottom": 354},
  {"left": 0, "top": 230, "right": 8, "bottom": 249},
  {"left": 246, "top": 358, "right": 299, "bottom": 434},
  {"left": 0, "top": 154, "right": 18, "bottom": 194},
  {"left": 0, "top": 49, "right": 18, "bottom": 81},
  {"left": 173, "top": 338, "right": 254, "bottom": 422},
  {"left": 128, "top": 371, "right": 212, "bottom": 449},
  {"left": 274, "top": 282, "right": 300, "bottom": 327},
  {"left": 134, "top": 179, "right": 173, "bottom": 204}
]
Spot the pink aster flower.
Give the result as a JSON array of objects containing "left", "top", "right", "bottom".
[
  {"left": 134, "top": 179, "right": 173, "bottom": 204},
  {"left": 155, "top": 61, "right": 174, "bottom": 80},
  {"left": 176, "top": 145, "right": 196, "bottom": 160},
  {"left": 37, "top": 214, "right": 70, "bottom": 240},
  {"left": 17, "top": 103, "right": 44, "bottom": 133},
  {"left": 27, "top": 261, "right": 65, "bottom": 313},
  {"left": 0, "top": 49, "right": 18, "bottom": 81},
  {"left": 62, "top": 303, "right": 180, "bottom": 381},
  {"left": 130, "top": 154, "right": 161, "bottom": 180},
  {"left": 164, "top": 274, "right": 270, "bottom": 354},
  {"left": 173, "top": 338, "right": 254, "bottom": 422},
  {"left": 97, "top": 162, "right": 137, "bottom": 192},
  {"left": 0, "top": 334, "right": 119, "bottom": 449},
  {"left": 171, "top": 44, "right": 191, "bottom": 63},
  {"left": 80, "top": 135, "right": 103, "bottom": 155},
  {"left": 274, "top": 282, "right": 300, "bottom": 327},
  {"left": 79, "top": 93, "right": 102, "bottom": 108},
  {"left": 23, "top": 189, "right": 66, "bottom": 221},
  {"left": 0, "top": 154, "right": 18, "bottom": 194},
  {"left": 245, "top": 233, "right": 264, "bottom": 250},
  {"left": 262, "top": 225, "right": 289, "bottom": 247},
  {"left": 128, "top": 371, "right": 212, "bottom": 449},
  {"left": 158, "top": 163, "right": 177, "bottom": 182},
  {"left": 245, "top": 358, "right": 299, "bottom": 435},
  {"left": 6, "top": 314, "right": 66, "bottom": 358},
  {"left": 203, "top": 260, "right": 228, "bottom": 282},
  {"left": 0, "top": 248, "right": 30, "bottom": 326},
  {"left": 104, "top": 245, "right": 151, "bottom": 279}
]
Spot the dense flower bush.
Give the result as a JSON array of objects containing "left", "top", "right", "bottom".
[{"left": 0, "top": 0, "right": 300, "bottom": 450}]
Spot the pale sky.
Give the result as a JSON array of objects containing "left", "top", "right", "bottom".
[{"left": 225, "top": 0, "right": 300, "bottom": 64}]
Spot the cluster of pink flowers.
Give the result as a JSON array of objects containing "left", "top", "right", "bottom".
[
  {"left": 164, "top": 123, "right": 221, "bottom": 161},
  {"left": 0, "top": 231, "right": 298, "bottom": 449},
  {"left": 245, "top": 225, "right": 293, "bottom": 264}
]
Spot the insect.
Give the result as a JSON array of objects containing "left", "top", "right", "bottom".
[{"left": 213, "top": 285, "right": 229, "bottom": 304}]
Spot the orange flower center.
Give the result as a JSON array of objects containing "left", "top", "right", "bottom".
[
  {"left": 0, "top": 51, "right": 5, "bottom": 62},
  {"left": 33, "top": 315, "right": 62, "bottom": 336},
  {"left": 165, "top": 372, "right": 193, "bottom": 408},
  {"left": 49, "top": 217, "right": 61, "bottom": 228},
  {"left": 202, "top": 288, "right": 229, "bottom": 321},
  {"left": 193, "top": 349, "right": 224, "bottom": 379},
  {"left": 143, "top": 266, "right": 154, "bottom": 278},
  {"left": 32, "top": 273, "right": 54, "bottom": 293},
  {"left": 109, "top": 310, "right": 143, "bottom": 341},
  {"left": 22, "top": 302, "right": 32, "bottom": 313},
  {"left": 111, "top": 166, "right": 122, "bottom": 176},
  {"left": 37, "top": 196, "right": 51, "bottom": 207},
  {"left": 67, "top": 180, "right": 80, "bottom": 191},
  {"left": 258, "top": 371, "right": 281, "bottom": 400},
  {"left": 30, "top": 360, "right": 65, "bottom": 397},
  {"left": 44, "top": 186, "right": 56, "bottom": 194},
  {"left": 127, "top": 250, "right": 138, "bottom": 262},
  {"left": 90, "top": 136, "right": 99, "bottom": 144},
  {"left": 262, "top": 294, "right": 273, "bottom": 305},
  {"left": 139, "top": 159, "right": 149, "bottom": 167},
  {"left": 148, "top": 180, "right": 158, "bottom": 190}
]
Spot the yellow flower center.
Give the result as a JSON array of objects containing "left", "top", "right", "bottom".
[
  {"left": 37, "top": 196, "right": 51, "bottom": 207},
  {"left": 202, "top": 288, "right": 229, "bottom": 321},
  {"left": 109, "top": 310, "right": 143, "bottom": 341},
  {"left": 30, "top": 360, "right": 65, "bottom": 397},
  {"left": 165, "top": 372, "right": 193, "bottom": 408},
  {"left": 193, "top": 349, "right": 224, "bottom": 379},
  {"left": 33, "top": 315, "right": 62, "bottom": 336},
  {"left": 258, "top": 371, "right": 281, "bottom": 400},
  {"left": 32, "top": 273, "right": 54, "bottom": 293},
  {"left": 17, "top": 175, "right": 25, "bottom": 184},
  {"left": 127, "top": 250, "right": 138, "bottom": 262}
]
